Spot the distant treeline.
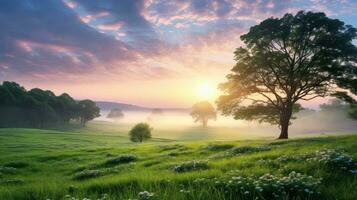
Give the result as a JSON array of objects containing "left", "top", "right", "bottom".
[{"left": 0, "top": 81, "right": 100, "bottom": 128}]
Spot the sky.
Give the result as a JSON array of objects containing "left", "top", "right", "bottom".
[{"left": 0, "top": 0, "right": 356, "bottom": 108}]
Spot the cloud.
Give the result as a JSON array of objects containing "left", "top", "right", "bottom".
[
  {"left": 71, "top": 0, "right": 159, "bottom": 43},
  {"left": 144, "top": 0, "right": 293, "bottom": 27},
  {"left": 0, "top": 0, "right": 356, "bottom": 88},
  {"left": 301, "top": 0, "right": 357, "bottom": 16},
  {"left": 96, "top": 22, "right": 124, "bottom": 31},
  {"left": 0, "top": 0, "right": 138, "bottom": 80}
]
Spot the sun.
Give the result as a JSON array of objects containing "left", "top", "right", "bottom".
[{"left": 197, "top": 82, "right": 216, "bottom": 100}]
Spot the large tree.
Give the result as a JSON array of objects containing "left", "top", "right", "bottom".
[{"left": 217, "top": 11, "right": 357, "bottom": 139}]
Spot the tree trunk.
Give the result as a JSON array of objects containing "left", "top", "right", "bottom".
[
  {"left": 202, "top": 118, "right": 208, "bottom": 128},
  {"left": 279, "top": 119, "right": 289, "bottom": 139},
  {"left": 80, "top": 116, "right": 86, "bottom": 127},
  {"left": 278, "top": 105, "right": 293, "bottom": 139}
]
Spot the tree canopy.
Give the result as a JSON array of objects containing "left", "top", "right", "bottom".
[
  {"left": 129, "top": 123, "right": 152, "bottom": 143},
  {"left": 0, "top": 81, "right": 100, "bottom": 128},
  {"left": 217, "top": 11, "right": 357, "bottom": 139},
  {"left": 78, "top": 100, "right": 100, "bottom": 126},
  {"left": 191, "top": 101, "right": 216, "bottom": 127}
]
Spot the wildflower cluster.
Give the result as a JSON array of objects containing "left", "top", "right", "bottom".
[
  {"left": 179, "top": 189, "right": 190, "bottom": 194},
  {"left": 193, "top": 171, "right": 321, "bottom": 199},
  {"left": 171, "top": 160, "right": 209, "bottom": 173},
  {"left": 308, "top": 149, "right": 357, "bottom": 174},
  {"left": 138, "top": 191, "right": 156, "bottom": 200}
]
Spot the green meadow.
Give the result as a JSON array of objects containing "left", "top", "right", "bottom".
[{"left": 0, "top": 122, "right": 356, "bottom": 200}]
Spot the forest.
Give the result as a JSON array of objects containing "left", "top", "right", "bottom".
[{"left": 0, "top": 81, "right": 100, "bottom": 128}]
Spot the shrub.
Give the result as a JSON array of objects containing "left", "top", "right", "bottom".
[
  {"left": 204, "top": 144, "right": 234, "bottom": 151},
  {"left": 3, "top": 161, "right": 29, "bottom": 168},
  {"left": 0, "top": 179, "right": 24, "bottom": 185},
  {"left": 129, "top": 123, "right": 152, "bottom": 143},
  {"left": 229, "top": 145, "right": 272, "bottom": 155},
  {"left": 0, "top": 166, "right": 17, "bottom": 174},
  {"left": 73, "top": 162, "right": 135, "bottom": 180},
  {"left": 73, "top": 169, "right": 103, "bottom": 180},
  {"left": 104, "top": 154, "right": 137, "bottom": 166},
  {"left": 172, "top": 160, "right": 209, "bottom": 173},
  {"left": 208, "top": 145, "right": 272, "bottom": 159},
  {"left": 167, "top": 150, "right": 191, "bottom": 157},
  {"left": 159, "top": 144, "right": 186, "bottom": 152}
]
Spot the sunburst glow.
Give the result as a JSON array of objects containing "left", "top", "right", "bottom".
[{"left": 197, "top": 82, "right": 217, "bottom": 100}]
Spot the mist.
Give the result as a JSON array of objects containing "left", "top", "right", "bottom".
[{"left": 95, "top": 108, "right": 357, "bottom": 140}]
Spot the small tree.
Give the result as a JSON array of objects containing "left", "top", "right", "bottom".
[
  {"left": 191, "top": 101, "right": 216, "bottom": 127},
  {"left": 151, "top": 108, "right": 163, "bottom": 115},
  {"left": 107, "top": 108, "right": 124, "bottom": 119},
  {"left": 147, "top": 108, "right": 163, "bottom": 122},
  {"left": 217, "top": 11, "right": 357, "bottom": 139},
  {"left": 129, "top": 123, "right": 152, "bottom": 143}
]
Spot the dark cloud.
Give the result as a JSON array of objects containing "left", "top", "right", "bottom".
[
  {"left": 0, "top": 0, "right": 137, "bottom": 77},
  {"left": 72, "top": 0, "right": 159, "bottom": 47}
]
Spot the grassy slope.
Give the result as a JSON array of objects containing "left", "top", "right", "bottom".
[{"left": 0, "top": 124, "right": 356, "bottom": 200}]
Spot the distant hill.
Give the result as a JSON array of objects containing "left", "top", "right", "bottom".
[
  {"left": 95, "top": 101, "right": 150, "bottom": 111},
  {"left": 96, "top": 101, "right": 189, "bottom": 112}
]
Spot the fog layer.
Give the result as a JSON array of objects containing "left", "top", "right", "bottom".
[{"left": 95, "top": 109, "right": 357, "bottom": 140}]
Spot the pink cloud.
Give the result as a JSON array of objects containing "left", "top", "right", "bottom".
[
  {"left": 79, "top": 15, "right": 93, "bottom": 23},
  {"left": 63, "top": 0, "right": 77, "bottom": 9},
  {"left": 16, "top": 40, "right": 76, "bottom": 53},
  {"left": 175, "top": 22, "right": 189, "bottom": 28},
  {"left": 96, "top": 22, "right": 124, "bottom": 31},
  {"left": 79, "top": 12, "right": 110, "bottom": 24}
]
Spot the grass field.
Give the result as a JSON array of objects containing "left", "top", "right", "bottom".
[{"left": 0, "top": 122, "right": 356, "bottom": 200}]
